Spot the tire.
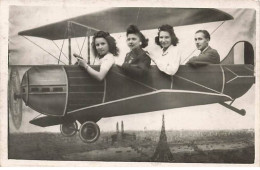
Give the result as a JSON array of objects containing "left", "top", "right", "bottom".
[
  {"left": 79, "top": 121, "right": 100, "bottom": 143},
  {"left": 60, "top": 121, "right": 78, "bottom": 137}
]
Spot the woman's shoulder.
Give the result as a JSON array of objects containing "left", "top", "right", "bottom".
[
  {"left": 104, "top": 53, "right": 114, "bottom": 59},
  {"left": 168, "top": 45, "right": 179, "bottom": 51},
  {"left": 101, "top": 53, "right": 115, "bottom": 63},
  {"left": 138, "top": 48, "right": 150, "bottom": 57},
  {"left": 167, "top": 45, "right": 180, "bottom": 54},
  {"left": 162, "top": 45, "right": 181, "bottom": 59}
]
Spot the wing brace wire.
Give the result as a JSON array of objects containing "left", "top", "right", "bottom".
[
  {"left": 68, "top": 21, "right": 100, "bottom": 65},
  {"left": 22, "top": 36, "right": 67, "bottom": 65},
  {"left": 182, "top": 21, "right": 226, "bottom": 64}
]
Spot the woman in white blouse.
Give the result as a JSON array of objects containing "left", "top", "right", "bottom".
[
  {"left": 76, "top": 31, "right": 119, "bottom": 81},
  {"left": 149, "top": 24, "right": 181, "bottom": 76}
]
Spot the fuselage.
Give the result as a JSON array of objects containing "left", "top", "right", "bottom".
[{"left": 21, "top": 64, "right": 255, "bottom": 117}]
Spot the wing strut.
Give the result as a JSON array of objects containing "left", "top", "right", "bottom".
[
  {"left": 87, "top": 36, "right": 90, "bottom": 64},
  {"left": 67, "top": 21, "right": 98, "bottom": 65},
  {"left": 68, "top": 21, "right": 72, "bottom": 65}
]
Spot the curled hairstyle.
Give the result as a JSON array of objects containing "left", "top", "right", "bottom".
[
  {"left": 155, "top": 24, "right": 179, "bottom": 47},
  {"left": 126, "top": 25, "right": 149, "bottom": 48},
  {"left": 195, "top": 30, "right": 210, "bottom": 40},
  {"left": 92, "top": 31, "right": 119, "bottom": 57}
]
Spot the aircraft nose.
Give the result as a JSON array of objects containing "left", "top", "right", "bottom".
[{"left": 21, "top": 66, "right": 68, "bottom": 116}]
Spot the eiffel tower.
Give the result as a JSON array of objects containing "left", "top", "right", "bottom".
[{"left": 151, "top": 114, "right": 173, "bottom": 162}]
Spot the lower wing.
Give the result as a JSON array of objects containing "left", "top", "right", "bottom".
[
  {"left": 30, "top": 90, "right": 232, "bottom": 127},
  {"left": 68, "top": 89, "right": 232, "bottom": 120}
]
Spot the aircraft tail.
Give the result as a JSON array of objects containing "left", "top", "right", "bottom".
[{"left": 221, "top": 41, "right": 254, "bottom": 65}]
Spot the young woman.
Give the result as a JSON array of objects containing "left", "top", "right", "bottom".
[
  {"left": 77, "top": 31, "right": 119, "bottom": 81},
  {"left": 150, "top": 24, "right": 181, "bottom": 76},
  {"left": 120, "top": 25, "right": 151, "bottom": 77}
]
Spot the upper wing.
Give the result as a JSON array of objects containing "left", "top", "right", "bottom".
[{"left": 18, "top": 8, "right": 233, "bottom": 40}]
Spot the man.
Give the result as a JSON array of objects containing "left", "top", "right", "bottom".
[{"left": 186, "top": 30, "right": 220, "bottom": 66}]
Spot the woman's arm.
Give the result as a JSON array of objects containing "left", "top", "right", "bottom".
[
  {"left": 153, "top": 49, "right": 181, "bottom": 76},
  {"left": 78, "top": 57, "right": 114, "bottom": 81}
]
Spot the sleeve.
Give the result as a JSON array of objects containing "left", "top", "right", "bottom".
[
  {"left": 100, "top": 54, "right": 115, "bottom": 71},
  {"left": 187, "top": 49, "right": 220, "bottom": 66},
  {"left": 121, "top": 53, "right": 151, "bottom": 77},
  {"left": 154, "top": 48, "right": 181, "bottom": 76},
  {"left": 137, "top": 52, "right": 151, "bottom": 71}
]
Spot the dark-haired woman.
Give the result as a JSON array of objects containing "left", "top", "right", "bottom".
[
  {"left": 77, "top": 31, "right": 119, "bottom": 81},
  {"left": 150, "top": 24, "right": 181, "bottom": 76},
  {"left": 120, "top": 25, "right": 151, "bottom": 77}
]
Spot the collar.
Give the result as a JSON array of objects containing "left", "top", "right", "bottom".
[
  {"left": 100, "top": 52, "right": 112, "bottom": 60},
  {"left": 201, "top": 46, "right": 209, "bottom": 53},
  {"left": 130, "top": 47, "right": 146, "bottom": 57},
  {"left": 162, "top": 45, "right": 174, "bottom": 56},
  {"left": 162, "top": 46, "right": 170, "bottom": 53}
]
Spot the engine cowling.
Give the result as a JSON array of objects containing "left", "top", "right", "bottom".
[
  {"left": 21, "top": 66, "right": 68, "bottom": 116},
  {"left": 21, "top": 66, "right": 105, "bottom": 117}
]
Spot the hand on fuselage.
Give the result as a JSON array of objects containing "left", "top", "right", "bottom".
[{"left": 77, "top": 58, "right": 89, "bottom": 69}]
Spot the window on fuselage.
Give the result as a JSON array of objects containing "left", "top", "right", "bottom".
[
  {"left": 30, "top": 86, "right": 65, "bottom": 93},
  {"left": 41, "top": 88, "right": 50, "bottom": 92},
  {"left": 53, "top": 87, "right": 63, "bottom": 92}
]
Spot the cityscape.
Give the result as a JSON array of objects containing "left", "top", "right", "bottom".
[{"left": 9, "top": 115, "right": 254, "bottom": 163}]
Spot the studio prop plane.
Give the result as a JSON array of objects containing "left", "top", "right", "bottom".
[{"left": 9, "top": 7, "right": 255, "bottom": 143}]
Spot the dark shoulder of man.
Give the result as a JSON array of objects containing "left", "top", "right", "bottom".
[
  {"left": 208, "top": 48, "right": 219, "bottom": 55},
  {"left": 205, "top": 47, "right": 220, "bottom": 63}
]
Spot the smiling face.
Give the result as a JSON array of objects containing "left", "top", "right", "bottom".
[
  {"left": 95, "top": 37, "right": 109, "bottom": 56},
  {"left": 127, "top": 33, "right": 141, "bottom": 50},
  {"left": 159, "top": 31, "right": 171, "bottom": 49},
  {"left": 195, "top": 32, "right": 209, "bottom": 51}
]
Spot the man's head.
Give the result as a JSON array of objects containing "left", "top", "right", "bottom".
[{"left": 195, "top": 30, "right": 210, "bottom": 51}]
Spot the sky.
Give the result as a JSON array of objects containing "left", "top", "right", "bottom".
[{"left": 7, "top": 6, "right": 257, "bottom": 133}]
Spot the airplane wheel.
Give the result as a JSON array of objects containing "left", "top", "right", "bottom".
[
  {"left": 9, "top": 68, "right": 23, "bottom": 130},
  {"left": 240, "top": 109, "right": 246, "bottom": 116},
  {"left": 79, "top": 121, "right": 100, "bottom": 143},
  {"left": 60, "top": 121, "right": 78, "bottom": 137}
]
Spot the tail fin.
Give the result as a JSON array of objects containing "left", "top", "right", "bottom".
[{"left": 221, "top": 41, "right": 254, "bottom": 65}]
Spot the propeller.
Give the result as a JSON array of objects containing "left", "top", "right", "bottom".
[{"left": 9, "top": 68, "right": 23, "bottom": 129}]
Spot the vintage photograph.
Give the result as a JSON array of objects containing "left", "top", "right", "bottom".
[{"left": 2, "top": 0, "right": 258, "bottom": 166}]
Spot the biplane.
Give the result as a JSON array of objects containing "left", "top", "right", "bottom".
[{"left": 9, "top": 7, "right": 255, "bottom": 143}]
